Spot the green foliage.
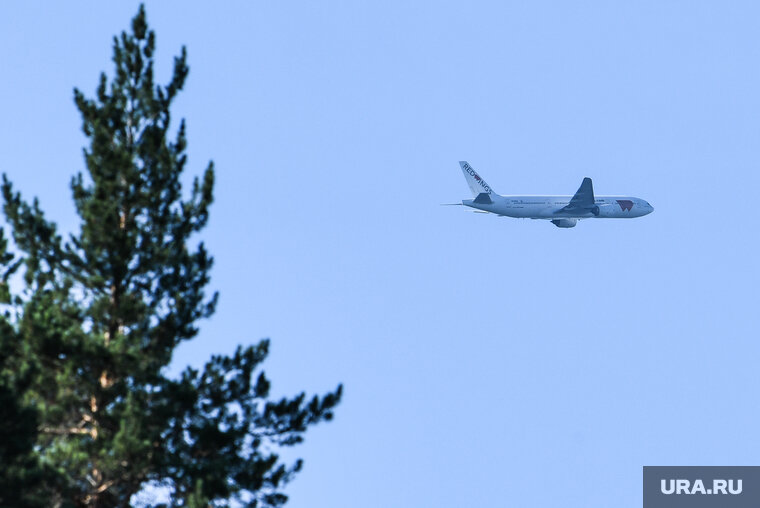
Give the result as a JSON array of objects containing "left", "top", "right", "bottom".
[
  {"left": 0, "top": 5, "right": 341, "bottom": 507},
  {"left": 0, "top": 294, "right": 54, "bottom": 508}
]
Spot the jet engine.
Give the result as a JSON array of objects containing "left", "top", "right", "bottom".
[
  {"left": 551, "top": 218, "right": 577, "bottom": 228},
  {"left": 594, "top": 204, "right": 617, "bottom": 217}
]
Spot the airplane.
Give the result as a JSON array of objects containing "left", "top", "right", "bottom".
[{"left": 454, "top": 161, "right": 653, "bottom": 228}]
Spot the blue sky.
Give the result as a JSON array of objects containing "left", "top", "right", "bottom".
[{"left": 2, "top": 1, "right": 760, "bottom": 506}]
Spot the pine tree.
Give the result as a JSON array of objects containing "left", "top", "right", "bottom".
[
  {"left": 0, "top": 228, "right": 53, "bottom": 508},
  {"left": 0, "top": 6, "right": 341, "bottom": 506}
]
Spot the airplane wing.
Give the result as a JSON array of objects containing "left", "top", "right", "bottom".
[{"left": 558, "top": 177, "right": 595, "bottom": 214}]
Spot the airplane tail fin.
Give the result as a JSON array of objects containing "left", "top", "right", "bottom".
[{"left": 459, "top": 161, "right": 494, "bottom": 197}]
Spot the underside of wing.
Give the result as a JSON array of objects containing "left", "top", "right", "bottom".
[{"left": 557, "top": 177, "right": 595, "bottom": 215}]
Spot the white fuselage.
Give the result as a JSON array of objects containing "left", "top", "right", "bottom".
[{"left": 463, "top": 194, "right": 654, "bottom": 219}]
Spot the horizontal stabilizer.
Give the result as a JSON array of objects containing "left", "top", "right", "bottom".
[{"left": 473, "top": 192, "right": 493, "bottom": 204}]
